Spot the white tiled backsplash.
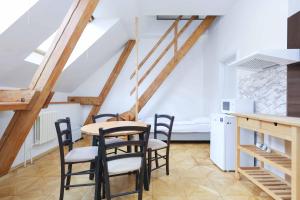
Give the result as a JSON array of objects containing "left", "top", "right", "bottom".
[{"left": 238, "top": 66, "right": 287, "bottom": 116}]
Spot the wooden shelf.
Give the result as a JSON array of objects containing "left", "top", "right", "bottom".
[
  {"left": 0, "top": 102, "right": 29, "bottom": 111},
  {"left": 239, "top": 167, "right": 291, "bottom": 200},
  {"left": 239, "top": 145, "right": 291, "bottom": 176},
  {"left": 235, "top": 113, "right": 300, "bottom": 200}
]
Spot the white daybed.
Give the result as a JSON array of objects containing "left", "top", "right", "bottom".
[{"left": 142, "top": 117, "right": 210, "bottom": 141}]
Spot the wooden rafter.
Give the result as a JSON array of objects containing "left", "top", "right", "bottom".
[
  {"left": 129, "top": 16, "right": 183, "bottom": 80},
  {"left": 130, "top": 16, "right": 197, "bottom": 96},
  {"left": 83, "top": 39, "right": 136, "bottom": 125},
  {"left": 0, "top": 0, "right": 100, "bottom": 176},
  {"left": 68, "top": 96, "right": 101, "bottom": 105},
  {"left": 129, "top": 16, "right": 217, "bottom": 114}
]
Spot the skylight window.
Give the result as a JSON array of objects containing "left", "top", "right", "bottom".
[
  {"left": 0, "top": 0, "right": 39, "bottom": 34},
  {"left": 25, "top": 22, "right": 107, "bottom": 70}
]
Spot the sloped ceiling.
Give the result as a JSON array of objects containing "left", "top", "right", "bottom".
[
  {"left": 55, "top": 20, "right": 129, "bottom": 92},
  {"left": 0, "top": 0, "right": 238, "bottom": 91},
  {"left": 0, "top": 0, "right": 72, "bottom": 88}
]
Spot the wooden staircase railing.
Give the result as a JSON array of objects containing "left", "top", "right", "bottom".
[
  {"left": 129, "top": 16, "right": 183, "bottom": 80},
  {"left": 130, "top": 16, "right": 198, "bottom": 96},
  {"left": 121, "top": 16, "right": 217, "bottom": 120}
]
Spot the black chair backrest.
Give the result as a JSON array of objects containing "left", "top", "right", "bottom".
[
  {"left": 98, "top": 125, "right": 151, "bottom": 164},
  {"left": 154, "top": 114, "right": 175, "bottom": 142},
  {"left": 55, "top": 117, "right": 73, "bottom": 162},
  {"left": 92, "top": 113, "right": 119, "bottom": 123}
]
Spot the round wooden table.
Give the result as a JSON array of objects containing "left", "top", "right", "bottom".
[{"left": 81, "top": 121, "right": 148, "bottom": 137}]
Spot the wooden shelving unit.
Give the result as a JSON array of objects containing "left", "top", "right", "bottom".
[{"left": 233, "top": 113, "right": 300, "bottom": 200}]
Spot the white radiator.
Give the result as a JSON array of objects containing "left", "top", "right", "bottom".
[{"left": 34, "top": 111, "right": 60, "bottom": 145}]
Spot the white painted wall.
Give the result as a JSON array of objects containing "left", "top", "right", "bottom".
[
  {"left": 202, "top": 0, "right": 288, "bottom": 115},
  {"left": 204, "top": 0, "right": 288, "bottom": 176},
  {"left": 0, "top": 92, "right": 83, "bottom": 167}
]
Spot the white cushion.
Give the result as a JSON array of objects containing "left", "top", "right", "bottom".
[
  {"left": 148, "top": 139, "right": 168, "bottom": 150},
  {"left": 108, "top": 157, "right": 142, "bottom": 175},
  {"left": 105, "top": 137, "right": 124, "bottom": 145},
  {"left": 65, "top": 146, "right": 98, "bottom": 163}
]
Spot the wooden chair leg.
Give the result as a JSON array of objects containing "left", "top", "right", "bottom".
[
  {"left": 155, "top": 150, "right": 159, "bottom": 168},
  {"left": 66, "top": 164, "right": 72, "bottom": 190},
  {"left": 138, "top": 164, "right": 145, "bottom": 200},
  {"left": 89, "top": 161, "right": 95, "bottom": 180},
  {"left": 147, "top": 149, "right": 152, "bottom": 184},
  {"left": 166, "top": 149, "right": 170, "bottom": 175},
  {"left": 104, "top": 171, "right": 111, "bottom": 200},
  {"left": 90, "top": 136, "right": 98, "bottom": 180},
  {"left": 94, "top": 157, "right": 101, "bottom": 200},
  {"left": 59, "top": 170, "right": 65, "bottom": 200},
  {"left": 135, "top": 171, "right": 139, "bottom": 191}
]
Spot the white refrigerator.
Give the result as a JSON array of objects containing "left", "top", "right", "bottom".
[{"left": 210, "top": 113, "right": 254, "bottom": 171}]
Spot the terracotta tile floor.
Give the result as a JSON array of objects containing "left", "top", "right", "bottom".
[{"left": 0, "top": 138, "right": 273, "bottom": 200}]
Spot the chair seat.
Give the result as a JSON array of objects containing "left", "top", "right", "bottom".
[
  {"left": 65, "top": 146, "right": 98, "bottom": 163},
  {"left": 148, "top": 138, "right": 168, "bottom": 150},
  {"left": 108, "top": 157, "right": 142, "bottom": 175},
  {"left": 105, "top": 137, "right": 124, "bottom": 145}
]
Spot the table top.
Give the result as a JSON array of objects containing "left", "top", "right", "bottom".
[
  {"left": 81, "top": 121, "right": 148, "bottom": 136},
  {"left": 232, "top": 113, "right": 300, "bottom": 127}
]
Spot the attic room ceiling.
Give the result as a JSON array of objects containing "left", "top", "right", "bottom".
[{"left": 0, "top": 0, "right": 237, "bottom": 91}]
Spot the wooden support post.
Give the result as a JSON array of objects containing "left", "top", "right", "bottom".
[
  {"left": 130, "top": 16, "right": 216, "bottom": 112},
  {"left": 291, "top": 127, "right": 300, "bottom": 200},
  {"left": 83, "top": 40, "right": 136, "bottom": 125},
  {"left": 0, "top": 0, "right": 100, "bottom": 176},
  {"left": 174, "top": 19, "right": 178, "bottom": 58},
  {"left": 235, "top": 120, "right": 241, "bottom": 180},
  {"left": 134, "top": 17, "right": 139, "bottom": 121}
]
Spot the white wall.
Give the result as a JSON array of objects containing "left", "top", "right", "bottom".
[
  {"left": 202, "top": 0, "right": 288, "bottom": 115},
  {"left": 204, "top": 0, "right": 288, "bottom": 176},
  {"left": 0, "top": 92, "right": 83, "bottom": 167},
  {"left": 72, "top": 21, "right": 208, "bottom": 121}
]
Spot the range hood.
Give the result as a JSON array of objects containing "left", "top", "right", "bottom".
[{"left": 228, "top": 49, "right": 300, "bottom": 71}]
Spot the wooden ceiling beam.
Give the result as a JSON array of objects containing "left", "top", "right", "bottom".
[
  {"left": 68, "top": 96, "right": 100, "bottom": 105},
  {"left": 0, "top": 0, "right": 100, "bottom": 176},
  {"left": 83, "top": 40, "right": 136, "bottom": 125},
  {"left": 0, "top": 89, "right": 36, "bottom": 102}
]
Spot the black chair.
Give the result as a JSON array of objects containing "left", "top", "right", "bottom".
[
  {"left": 94, "top": 125, "right": 151, "bottom": 200},
  {"left": 90, "top": 113, "right": 124, "bottom": 180},
  {"left": 92, "top": 114, "right": 124, "bottom": 152},
  {"left": 55, "top": 117, "right": 97, "bottom": 200},
  {"left": 147, "top": 114, "right": 174, "bottom": 181}
]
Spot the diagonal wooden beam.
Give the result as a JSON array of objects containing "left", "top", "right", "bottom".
[
  {"left": 130, "top": 16, "right": 197, "bottom": 96},
  {"left": 130, "top": 16, "right": 217, "bottom": 113},
  {"left": 0, "top": 0, "right": 100, "bottom": 176},
  {"left": 68, "top": 96, "right": 100, "bottom": 105},
  {"left": 129, "top": 16, "right": 182, "bottom": 80},
  {"left": 84, "top": 40, "right": 136, "bottom": 125}
]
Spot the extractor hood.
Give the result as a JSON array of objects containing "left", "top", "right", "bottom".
[{"left": 228, "top": 49, "right": 300, "bottom": 71}]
